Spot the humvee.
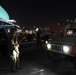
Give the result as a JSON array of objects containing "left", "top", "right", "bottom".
[
  {"left": 46, "top": 25, "right": 76, "bottom": 68},
  {"left": 0, "top": 28, "right": 8, "bottom": 56}
]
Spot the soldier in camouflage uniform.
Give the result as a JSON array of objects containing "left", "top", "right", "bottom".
[{"left": 9, "top": 28, "right": 20, "bottom": 72}]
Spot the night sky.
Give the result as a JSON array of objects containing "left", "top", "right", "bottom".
[{"left": 0, "top": 0, "right": 76, "bottom": 28}]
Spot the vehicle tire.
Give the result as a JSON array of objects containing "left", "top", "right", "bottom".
[
  {"left": 74, "top": 63, "right": 76, "bottom": 69},
  {"left": 46, "top": 51, "right": 64, "bottom": 63},
  {"left": 70, "top": 57, "right": 76, "bottom": 69}
]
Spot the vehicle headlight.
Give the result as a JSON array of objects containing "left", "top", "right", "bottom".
[
  {"left": 45, "top": 41, "right": 48, "bottom": 44},
  {"left": 47, "top": 44, "right": 51, "bottom": 49},
  {"left": 63, "top": 45, "right": 70, "bottom": 53}
]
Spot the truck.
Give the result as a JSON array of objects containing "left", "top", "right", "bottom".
[
  {"left": 0, "top": 28, "right": 8, "bottom": 56},
  {"left": 46, "top": 24, "right": 76, "bottom": 68},
  {"left": 0, "top": 18, "right": 18, "bottom": 56}
]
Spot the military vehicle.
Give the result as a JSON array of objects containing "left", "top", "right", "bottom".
[{"left": 46, "top": 25, "right": 76, "bottom": 68}]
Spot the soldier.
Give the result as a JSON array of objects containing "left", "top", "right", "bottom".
[
  {"left": 8, "top": 28, "right": 21, "bottom": 72},
  {"left": 36, "top": 28, "right": 43, "bottom": 50}
]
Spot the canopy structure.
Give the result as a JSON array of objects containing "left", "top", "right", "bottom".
[{"left": 0, "top": 6, "right": 10, "bottom": 20}]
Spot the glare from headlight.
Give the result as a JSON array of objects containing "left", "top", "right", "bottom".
[
  {"left": 47, "top": 44, "right": 51, "bottom": 49},
  {"left": 63, "top": 45, "right": 69, "bottom": 53}
]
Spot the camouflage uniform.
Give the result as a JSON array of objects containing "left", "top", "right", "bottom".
[{"left": 8, "top": 28, "right": 20, "bottom": 72}]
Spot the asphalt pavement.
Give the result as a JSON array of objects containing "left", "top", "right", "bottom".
[
  {"left": 0, "top": 43, "right": 76, "bottom": 75},
  {"left": 0, "top": 43, "right": 47, "bottom": 75}
]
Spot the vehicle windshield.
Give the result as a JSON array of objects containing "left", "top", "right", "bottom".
[{"left": 66, "top": 28, "right": 76, "bottom": 36}]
